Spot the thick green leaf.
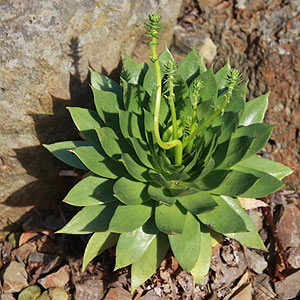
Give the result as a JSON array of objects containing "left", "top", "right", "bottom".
[
  {"left": 121, "top": 153, "right": 151, "bottom": 182},
  {"left": 108, "top": 202, "right": 154, "bottom": 233},
  {"left": 169, "top": 212, "right": 201, "bottom": 272},
  {"left": 177, "top": 48, "right": 207, "bottom": 85},
  {"left": 64, "top": 175, "right": 116, "bottom": 206},
  {"left": 149, "top": 171, "right": 172, "bottom": 188},
  {"left": 118, "top": 109, "right": 143, "bottom": 140},
  {"left": 82, "top": 232, "right": 118, "bottom": 271},
  {"left": 196, "top": 66, "right": 218, "bottom": 101},
  {"left": 213, "top": 111, "right": 239, "bottom": 144},
  {"left": 67, "top": 107, "right": 103, "bottom": 144},
  {"left": 129, "top": 137, "right": 153, "bottom": 169},
  {"left": 214, "top": 61, "right": 230, "bottom": 91},
  {"left": 92, "top": 87, "right": 122, "bottom": 134},
  {"left": 43, "top": 141, "right": 91, "bottom": 169},
  {"left": 90, "top": 68, "right": 122, "bottom": 98},
  {"left": 221, "top": 82, "right": 246, "bottom": 114},
  {"left": 96, "top": 127, "right": 132, "bottom": 161},
  {"left": 197, "top": 98, "right": 216, "bottom": 124},
  {"left": 194, "top": 169, "right": 231, "bottom": 191},
  {"left": 239, "top": 92, "right": 269, "bottom": 126},
  {"left": 216, "top": 136, "right": 254, "bottom": 169},
  {"left": 115, "top": 217, "right": 158, "bottom": 269},
  {"left": 143, "top": 46, "right": 174, "bottom": 95},
  {"left": 131, "top": 233, "right": 169, "bottom": 293},
  {"left": 191, "top": 157, "right": 216, "bottom": 182},
  {"left": 222, "top": 196, "right": 267, "bottom": 250},
  {"left": 57, "top": 203, "right": 118, "bottom": 234},
  {"left": 122, "top": 54, "right": 148, "bottom": 85},
  {"left": 113, "top": 176, "right": 149, "bottom": 205},
  {"left": 73, "top": 146, "right": 124, "bottom": 179},
  {"left": 147, "top": 185, "right": 177, "bottom": 206},
  {"left": 190, "top": 224, "right": 212, "bottom": 284},
  {"left": 232, "top": 165, "right": 284, "bottom": 197},
  {"left": 123, "top": 83, "right": 148, "bottom": 115},
  {"left": 233, "top": 123, "right": 274, "bottom": 159},
  {"left": 236, "top": 155, "right": 292, "bottom": 180},
  {"left": 210, "top": 169, "right": 260, "bottom": 197},
  {"left": 197, "top": 195, "right": 248, "bottom": 233},
  {"left": 155, "top": 201, "right": 187, "bottom": 234},
  {"left": 177, "top": 191, "right": 218, "bottom": 214}
]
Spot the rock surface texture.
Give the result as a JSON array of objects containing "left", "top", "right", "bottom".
[{"left": 0, "top": 0, "right": 182, "bottom": 230}]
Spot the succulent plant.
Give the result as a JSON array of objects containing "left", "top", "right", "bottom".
[{"left": 44, "top": 13, "right": 292, "bottom": 292}]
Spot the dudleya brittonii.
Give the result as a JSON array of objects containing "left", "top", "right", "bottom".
[{"left": 44, "top": 13, "right": 292, "bottom": 292}]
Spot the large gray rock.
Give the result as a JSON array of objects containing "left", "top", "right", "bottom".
[{"left": 0, "top": 0, "right": 182, "bottom": 230}]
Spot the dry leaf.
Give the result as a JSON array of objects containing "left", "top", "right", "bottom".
[
  {"left": 238, "top": 197, "right": 268, "bottom": 210},
  {"left": 19, "top": 232, "right": 39, "bottom": 246},
  {"left": 224, "top": 272, "right": 250, "bottom": 300}
]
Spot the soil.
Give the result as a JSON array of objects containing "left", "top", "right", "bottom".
[{"left": 1, "top": 1, "right": 300, "bottom": 299}]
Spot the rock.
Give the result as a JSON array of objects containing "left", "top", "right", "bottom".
[
  {"left": 0, "top": 0, "right": 183, "bottom": 232},
  {"left": 38, "top": 265, "right": 69, "bottom": 289},
  {"left": 37, "top": 288, "right": 69, "bottom": 300},
  {"left": 287, "top": 247, "right": 300, "bottom": 269},
  {"left": 0, "top": 294, "right": 16, "bottom": 300},
  {"left": 7, "top": 233, "right": 18, "bottom": 249},
  {"left": 140, "top": 289, "right": 161, "bottom": 300},
  {"left": 75, "top": 279, "right": 104, "bottom": 300},
  {"left": 12, "top": 242, "right": 37, "bottom": 262},
  {"left": 18, "top": 285, "right": 41, "bottom": 300},
  {"left": 248, "top": 209, "right": 263, "bottom": 232},
  {"left": 246, "top": 249, "right": 268, "bottom": 274},
  {"left": 210, "top": 243, "right": 247, "bottom": 295},
  {"left": 104, "top": 286, "right": 131, "bottom": 300},
  {"left": 230, "top": 284, "right": 252, "bottom": 300},
  {"left": 2, "top": 261, "right": 28, "bottom": 293},
  {"left": 2, "top": 242, "right": 12, "bottom": 265},
  {"left": 173, "top": 25, "right": 217, "bottom": 63},
  {"left": 253, "top": 274, "right": 276, "bottom": 300},
  {"left": 0, "top": 231, "right": 10, "bottom": 242},
  {"left": 277, "top": 205, "right": 300, "bottom": 250},
  {"left": 28, "top": 252, "right": 60, "bottom": 274},
  {"left": 275, "top": 269, "right": 300, "bottom": 299}
]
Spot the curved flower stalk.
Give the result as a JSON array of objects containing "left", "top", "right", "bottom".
[{"left": 44, "top": 13, "right": 292, "bottom": 292}]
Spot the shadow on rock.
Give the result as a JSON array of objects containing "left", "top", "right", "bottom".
[{"left": 3, "top": 37, "right": 122, "bottom": 231}]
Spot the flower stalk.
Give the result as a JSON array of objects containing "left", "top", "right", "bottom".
[{"left": 147, "top": 13, "right": 183, "bottom": 165}]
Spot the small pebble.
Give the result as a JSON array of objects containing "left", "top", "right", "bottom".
[
  {"left": 18, "top": 285, "right": 41, "bottom": 300},
  {"left": 37, "top": 288, "right": 69, "bottom": 300}
]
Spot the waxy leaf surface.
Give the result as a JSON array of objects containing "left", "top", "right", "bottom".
[
  {"left": 169, "top": 212, "right": 201, "bottom": 271},
  {"left": 83, "top": 232, "right": 118, "bottom": 271},
  {"left": 68, "top": 107, "right": 103, "bottom": 144},
  {"left": 73, "top": 146, "right": 124, "bottom": 179},
  {"left": 236, "top": 155, "right": 292, "bottom": 180},
  {"left": 113, "top": 176, "right": 149, "bottom": 205},
  {"left": 115, "top": 217, "right": 158, "bottom": 269},
  {"left": 131, "top": 233, "right": 169, "bottom": 293},
  {"left": 155, "top": 201, "right": 187, "bottom": 234},
  {"left": 108, "top": 202, "right": 153, "bottom": 233},
  {"left": 57, "top": 203, "right": 118, "bottom": 234},
  {"left": 191, "top": 224, "right": 212, "bottom": 284},
  {"left": 197, "top": 195, "right": 247, "bottom": 233},
  {"left": 64, "top": 175, "right": 116, "bottom": 206},
  {"left": 239, "top": 92, "right": 269, "bottom": 126},
  {"left": 43, "top": 141, "right": 91, "bottom": 170}
]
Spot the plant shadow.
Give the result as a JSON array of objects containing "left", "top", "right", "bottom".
[{"left": 3, "top": 36, "right": 122, "bottom": 232}]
